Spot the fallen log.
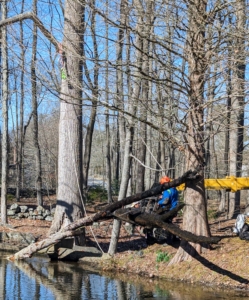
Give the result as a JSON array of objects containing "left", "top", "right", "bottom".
[
  {"left": 113, "top": 207, "right": 221, "bottom": 244},
  {"left": 8, "top": 169, "right": 201, "bottom": 260},
  {"left": 115, "top": 203, "right": 185, "bottom": 225}
]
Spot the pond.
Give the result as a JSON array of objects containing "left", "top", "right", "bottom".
[{"left": 0, "top": 252, "right": 248, "bottom": 300}]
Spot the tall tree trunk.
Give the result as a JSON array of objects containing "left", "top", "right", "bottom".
[
  {"left": 82, "top": 0, "right": 98, "bottom": 204},
  {"left": 1, "top": 0, "right": 8, "bottom": 225},
  {"left": 219, "top": 36, "right": 232, "bottom": 213},
  {"left": 15, "top": 0, "right": 25, "bottom": 202},
  {"left": 108, "top": 0, "right": 146, "bottom": 255},
  {"left": 31, "top": 0, "right": 43, "bottom": 206},
  {"left": 49, "top": 0, "right": 85, "bottom": 246},
  {"left": 228, "top": 0, "right": 245, "bottom": 219},
  {"left": 105, "top": 1, "right": 112, "bottom": 203},
  {"left": 170, "top": 0, "right": 210, "bottom": 263}
]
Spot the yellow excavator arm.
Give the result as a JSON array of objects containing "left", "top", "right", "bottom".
[{"left": 177, "top": 176, "right": 249, "bottom": 193}]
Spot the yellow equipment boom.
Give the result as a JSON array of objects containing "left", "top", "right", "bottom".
[{"left": 177, "top": 176, "right": 249, "bottom": 193}]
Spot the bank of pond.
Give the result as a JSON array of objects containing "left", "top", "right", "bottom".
[{"left": 0, "top": 251, "right": 248, "bottom": 300}]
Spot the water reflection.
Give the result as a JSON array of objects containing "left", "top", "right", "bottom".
[{"left": 0, "top": 252, "right": 248, "bottom": 300}]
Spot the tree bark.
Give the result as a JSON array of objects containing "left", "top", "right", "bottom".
[
  {"left": 1, "top": 0, "right": 8, "bottom": 225},
  {"left": 49, "top": 0, "right": 85, "bottom": 246},
  {"left": 31, "top": 0, "right": 43, "bottom": 206},
  {"left": 170, "top": 0, "right": 210, "bottom": 264}
]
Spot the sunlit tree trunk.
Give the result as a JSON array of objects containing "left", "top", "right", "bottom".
[
  {"left": 1, "top": 0, "right": 8, "bottom": 225},
  {"left": 49, "top": 0, "right": 85, "bottom": 245},
  {"left": 31, "top": 0, "right": 42, "bottom": 206},
  {"left": 170, "top": 0, "right": 210, "bottom": 263},
  {"left": 82, "top": 0, "right": 99, "bottom": 204},
  {"left": 228, "top": 0, "right": 246, "bottom": 218},
  {"left": 15, "top": 0, "right": 25, "bottom": 202},
  {"left": 105, "top": 1, "right": 112, "bottom": 203}
]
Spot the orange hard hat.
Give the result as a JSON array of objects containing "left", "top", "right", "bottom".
[{"left": 160, "top": 176, "right": 171, "bottom": 184}]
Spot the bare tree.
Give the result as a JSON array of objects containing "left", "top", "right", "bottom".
[
  {"left": 170, "top": 0, "right": 211, "bottom": 263},
  {"left": 31, "top": 0, "right": 43, "bottom": 206},
  {"left": 1, "top": 0, "right": 8, "bottom": 225},
  {"left": 228, "top": 0, "right": 246, "bottom": 218}
]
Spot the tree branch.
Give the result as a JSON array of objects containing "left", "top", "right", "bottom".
[{"left": 0, "top": 12, "right": 59, "bottom": 51}]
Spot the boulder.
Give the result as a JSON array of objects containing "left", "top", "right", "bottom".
[{"left": 10, "top": 203, "right": 21, "bottom": 213}]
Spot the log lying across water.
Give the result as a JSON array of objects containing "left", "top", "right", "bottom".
[{"left": 8, "top": 169, "right": 220, "bottom": 260}]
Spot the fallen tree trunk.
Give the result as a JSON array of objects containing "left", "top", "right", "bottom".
[
  {"left": 114, "top": 207, "right": 221, "bottom": 244},
  {"left": 8, "top": 169, "right": 202, "bottom": 260}
]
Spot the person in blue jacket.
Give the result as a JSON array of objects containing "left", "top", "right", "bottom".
[{"left": 158, "top": 176, "right": 178, "bottom": 211}]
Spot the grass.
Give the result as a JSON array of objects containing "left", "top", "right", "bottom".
[{"left": 156, "top": 250, "right": 171, "bottom": 263}]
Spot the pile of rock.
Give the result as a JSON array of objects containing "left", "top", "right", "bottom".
[{"left": 7, "top": 203, "right": 55, "bottom": 221}]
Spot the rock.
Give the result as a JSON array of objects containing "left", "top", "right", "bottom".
[
  {"left": 7, "top": 210, "right": 15, "bottom": 216},
  {"left": 2, "top": 231, "right": 36, "bottom": 245},
  {"left": 10, "top": 203, "right": 21, "bottom": 213},
  {"left": 51, "top": 208, "right": 56, "bottom": 215},
  {"left": 45, "top": 216, "right": 53, "bottom": 222},
  {"left": 36, "top": 216, "right": 44, "bottom": 220},
  {"left": 20, "top": 206, "right": 28, "bottom": 213},
  {"left": 37, "top": 205, "right": 45, "bottom": 213},
  {"left": 124, "top": 223, "right": 134, "bottom": 235},
  {"left": 43, "top": 210, "right": 51, "bottom": 218}
]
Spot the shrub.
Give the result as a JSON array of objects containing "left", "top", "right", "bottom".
[
  {"left": 156, "top": 250, "right": 171, "bottom": 263},
  {"left": 88, "top": 185, "right": 107, "bottom": 202}
]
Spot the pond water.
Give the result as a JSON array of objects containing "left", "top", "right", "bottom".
[{"left": 0, "top": 252, "right": 248, "bottom": 300}]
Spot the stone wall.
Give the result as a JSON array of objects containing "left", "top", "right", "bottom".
[{"left": 6, "top": 203, "right": 55, "bottom": 221}]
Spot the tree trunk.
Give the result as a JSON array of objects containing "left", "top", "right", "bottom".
[
  {"left": 82, "top": 1, "right": 98, "bottom": 204},
  {"left": 228, "top": 0, "right": 246, "bottom": 219},
  {"left": 31, "top": 0, "right": 43, "bottom": 206},
  {"left": 104, "top": 2, "right": 112, "bottom": 203},
  {"left": 108, "top": 0, "right": 146, "bottom": 255},
  {"left": 49, "top": 0, "right": 85, "bottom": 246},
  {"left": 1, "top": 0, "right": 8, "bottom": 225},
  {"left": 170, "top": 0, "right": 210, "bottom": 264},
  {"left": 15, "top": 0, "right": 25, "bottom": 202}
]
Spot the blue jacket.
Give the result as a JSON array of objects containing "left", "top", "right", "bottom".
[{"left": 158, "top": 187, "right": 178, "bottom": 210}]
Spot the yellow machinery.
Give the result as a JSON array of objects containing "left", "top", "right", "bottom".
[{"left": 177, "top": 176, "right": 249, "bottom": 193}]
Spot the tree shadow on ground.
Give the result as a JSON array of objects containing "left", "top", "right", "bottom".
[{"left": 182, "top": 241, "right": 249, "bottom": 284}]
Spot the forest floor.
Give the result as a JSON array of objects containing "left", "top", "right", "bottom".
[{"left": 1, "top": 197, "right": 249, "bottom": 293}]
